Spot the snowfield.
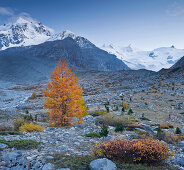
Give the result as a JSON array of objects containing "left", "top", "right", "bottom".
[{"left": 101, "top": 44, "right": 184, "bottom": 71}]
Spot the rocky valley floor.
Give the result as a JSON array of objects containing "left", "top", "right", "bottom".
[{"left": 0, "top": 69, "right": 184, "bottom": 170}]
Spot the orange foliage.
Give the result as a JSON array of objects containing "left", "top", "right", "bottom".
[
  {"left": 43, "top": 60, "right": 87, "bottom": 127},
  {"left": 91, "top": 138, "right": 171, "bottom": 164}
]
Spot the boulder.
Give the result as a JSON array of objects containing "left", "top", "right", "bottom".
[
  {"left": 0, "top": 143, "right": 8, "bottom": 149},
  {"left": 1, "top": 151, "right": 22, "bottom": 162},
  {"left": 140, "top": 123, "right": 154, "bottom": 135},
  {"left": 89, "top": 158, "right": 117, "bottom": 170}
]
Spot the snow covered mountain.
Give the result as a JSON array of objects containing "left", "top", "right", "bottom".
[
  {"left": 48, "top": 30, "right": 95, "bottom": 49},
  {"left": 0, "top": 16, "right": 53, "bottom": 50},
  {"left": 102, "top": 44, "right": 184, "bottom": 71},
  {"left": 0, "top": 17, "right": 98, "bottom": 50},
  {"left": 1, "top": 16, "right": 183, "bottom": 72}
]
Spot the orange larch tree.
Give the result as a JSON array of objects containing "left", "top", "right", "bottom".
[{"left": 43, "top": 60, "right": 88, "bottom": 126}]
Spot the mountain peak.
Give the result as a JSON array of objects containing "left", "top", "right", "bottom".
[
  {"left": 0, "top": 16, "right": 53, "bottom": 50},
  {"left": 126, "top": 44, "right": 140, "bottom": 52},
  {"left": 15, "top": 16, "right": 35, "bottom": 24}
]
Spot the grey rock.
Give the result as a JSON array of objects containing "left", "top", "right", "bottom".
[
  {"left": 0, "top": 143, "right": 8, "bottom": 149},
  {"left": 46, "top": 127, "right": 55, "bottom": 131},
  {"left": 42, "top": 163, "right": 54, "bottom": 170},
  {"left": 89, "top": 158, "right": 117, "bottom": 170},
  {"left": 181, "top": 127, "right": 184, "bottom": 134},
  {"left": 1, "top": 151, "right": 22, "bottom": 162},
  {"left": 140, "top": 124, "right": 154, "bottom": 134},
  {"left": 82, "top": 115, "right": 95, "bottom": 124},
  {"left": 48, "top": 139, "right": 56, "bottom": 144},
  {"left": 177, "top": 157, "right": 184, "bottom": 166},
  {"left": 11, "top": 165, "right": 27, "bottom": 170},
  {"left": 58, "top": 145, "right": 68, "bottom": 153},
  {"left": 173, "top": 154, "right": 184, "bottom": 167},
  {"left": 46, "top": 155, "right": 54, "bottom": 159},
  {"left": 73, "top": 117, "right": 79, "bottom": 122}
]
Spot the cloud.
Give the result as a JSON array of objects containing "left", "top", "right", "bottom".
[
  {"left": 0, "top": 7, "right": 14, "bottom": 16},
  {"left": 166, "top": 2, "right": 184, "bottom": 16}
]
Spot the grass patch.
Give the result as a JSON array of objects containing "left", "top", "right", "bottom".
[
  {"left": 0, "top": 139, "right": 40, "bottom": 149},
  {"left": 83, "top": 132, "right": 101, "bottom": 138},
  {"left": 140, "top": 117, "right": 151, "bottom": 121},
  {"left": 98, "top": 113, "right": 135, "bottom": 127},
  {"left": 0, "top": 131, "right": 23, "bottom": 135},
  {"left": 48, "top": 154, "right": 173, "bottom": 170},
  {"left": 90, "top": 110, "right": 106, "bottom": 117}
]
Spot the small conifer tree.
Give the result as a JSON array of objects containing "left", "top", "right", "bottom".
[{"left": 175, "top": 127, "right": 181, "bottom": 135}]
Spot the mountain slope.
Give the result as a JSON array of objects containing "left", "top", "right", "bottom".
[
  {"left": 0, "top": 37, "right": 129, "bottom": 83},
  {"left": 0, "top": 16, "right": 53, "bottom": 50},
  {"left": 171, "top": 56, "right": 184, "bottom": 69},
  {"left": 102, "top": 44, "right": 184, "bottom": 71}
]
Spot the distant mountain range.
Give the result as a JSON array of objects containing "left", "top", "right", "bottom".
[{"left": 102, "top": 44, "right": 184, "bottom": 71}]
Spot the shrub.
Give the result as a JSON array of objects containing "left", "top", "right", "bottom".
[
  {"left": 84, "top": 132, "right": 101, "bottom": 138},
  {"left": 151, "top": 89, "right": 157, "bottom": 93},
  {"left": 91, "top": 138, "right": 171, "bottom": 164},
  {"left": 175, "top": 127, "right": 182, "bottom": 135},
  {"left": 156, "top": 131, "right": 183, "bottom": 145},
  {"left": 14, "top": 118, "right": 25, "bottom": 131},
  {"left": 115, "top": 124, "right": 124, "bottom": 132},
  {"left": 0, "top": 139, "right": 39, "bottom": 149},
  {"left": 19, "top": 122, "right": 44, "bottom": 132},
  {"left": 31, "top": 92, "right": 37, "bottom": 99}
]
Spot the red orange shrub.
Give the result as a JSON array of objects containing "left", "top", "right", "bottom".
[{"left": 91, "top": 138, "right": 171, "bottom": 164}]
